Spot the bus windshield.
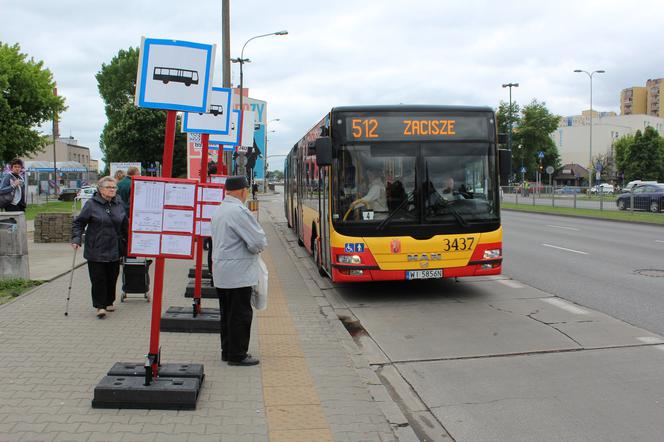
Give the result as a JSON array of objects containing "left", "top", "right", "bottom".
[{"left": 332, "top": 142, "right": 498, "bottom": 229}]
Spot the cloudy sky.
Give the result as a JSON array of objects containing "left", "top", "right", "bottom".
[{"left": 2, "top": 0, "right": 663, "bottom": 169}]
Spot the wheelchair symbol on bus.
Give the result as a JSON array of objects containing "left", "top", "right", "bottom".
[{"left": 344, "top": 243, "right": 365, "bottom": 253}]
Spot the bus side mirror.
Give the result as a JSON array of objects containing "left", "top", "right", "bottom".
[
  {"left": 315, "top": 137, "right": 332, "bottom": 166},
  {"left": 499, "top": 149, "right": 511, "bottom": 185},
  {"left": 498, "top": 133, "right": 508, "bottom": 145}
]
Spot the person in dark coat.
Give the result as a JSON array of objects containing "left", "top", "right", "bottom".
[
  {"left": 116, "top": 166, "right": 140, "bottom": 213},
  {"left": 71, "top": 176, "right": 128, "bottom": 318},
  {"left": 0, "top": 159, "right": 26, "bottom": 212}
]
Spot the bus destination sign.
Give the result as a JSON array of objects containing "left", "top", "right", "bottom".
[{"left": 343, "top": 115, "right": 490, "bottom": 142}]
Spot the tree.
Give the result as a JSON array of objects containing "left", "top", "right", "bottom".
[
  {"left": 512, "top": 100, "right": 561, "bottom": 181},
  {"left": 0, "top": 43, "right": 66, "bottom": 163},
  {"left": 496, "top": 100, "right": 520, "bottom": 142},
  {"left": 96, "top": 47, "right": 187, "bottom": 177},
  {"left": 623, "top": 127, "right": 664, "bottom": 182},
  {"left": 613, "top": 133, "right": 635, "bottom": 178}
]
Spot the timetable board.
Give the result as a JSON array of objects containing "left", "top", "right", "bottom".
[
  {"left": 195, "top": 182, "right": 225, "bottom": 237},
  {"left": 128, "top": 176, "right": 198, "bottom": 258}
]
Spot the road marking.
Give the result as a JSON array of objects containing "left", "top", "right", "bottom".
[
  {"left": 638, "top": 336, "right": 664, "bottom": 344},
  {"left": 546, "top": 224, "right": 580, "bottom": 231},
  {"left": 541, "top": 243, "right": 588, "bottom": 255},
  {"left": 656, "top": 240, "right": 664, "bottom": 243},
  {"left": 542, "top": 298, "right": 589, "bottom": 315},
  {"left": 655, "top": 345, "right": 664, "bottom": 353},
  {"left": 498, "top": 279, "right": 525, "bottom": 288}
]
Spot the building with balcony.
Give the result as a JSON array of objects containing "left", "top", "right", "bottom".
[
  {"left": 646, "top": 78, "right": 663, "bottom": 118},
  {"left": 620, "top": 87, "right": 647, "bottom": 115}
]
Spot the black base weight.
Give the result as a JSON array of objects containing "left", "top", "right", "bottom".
[
  {"left": 92, "top": 361, "right": 205, "bottom": 410},
  {"left": 184, "top": 279, "right": 217, "bottom": 298},
  {"left": 160, "top": 306, "right": 221, "bottom": 333},
  {"left": 92, "top": 376, "right": 200, "bottom": 410}
]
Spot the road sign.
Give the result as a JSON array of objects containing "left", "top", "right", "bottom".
[
  {"left": 545, "top": 166, "right": 554, "bottom": 175},
  {"left": 135, "top": 37, "right": 216, "bottom": 113},
  {"left": 537, "top": 151, "right": 545, "bottom": 159},
  {"left": 520, "top": 166, "right": 527, "bottom": 173},
  {"left": 596, "top": 162, "right": 603, "bottom": 172}
]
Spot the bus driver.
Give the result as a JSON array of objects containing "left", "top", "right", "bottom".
[{"left": 345, "top": 168, "right": 387, "bottom": 219}]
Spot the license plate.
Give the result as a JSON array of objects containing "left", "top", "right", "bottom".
[{"left": 406, "top": 269, "right": 443, "bottom": 280}]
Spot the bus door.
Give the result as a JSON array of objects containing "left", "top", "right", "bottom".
[
  {"left": 319, "top": 166, "right": 331, "bottom": 273},
  {"left": 296, "top": 152, "right": 304, "bottom": 241}
]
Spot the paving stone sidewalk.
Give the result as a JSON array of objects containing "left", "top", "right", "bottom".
[{"left": 0, "top": 197, "right": 409, "bottom": 442}]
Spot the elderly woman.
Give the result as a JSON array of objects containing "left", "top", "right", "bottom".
[{"left": 71, "top": 176, "right": 128, "bottom": 318}]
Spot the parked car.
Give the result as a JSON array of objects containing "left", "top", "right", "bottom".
[
  {"left": 76, "top": 186, "right": 97, "bottom": 206},
  {"left": 616, "top": 184, "right": 664, "bottom": 212},
  {"left": 58, "top": 188, "right": 78, "bottom": 201},
  {"left": 554, "top": 186, "right": 582, "bottom": 194},
  {"left": 589, "top": 183, "right": 614, "bottom": 194}
]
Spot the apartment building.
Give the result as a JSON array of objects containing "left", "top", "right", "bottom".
[
  {"left": 620, "top": 77, "right": 663, "bottom": 118},
  {"left": 620, "top": 87, "right": 647, "bottom": 115},
  {"left": 646, "top": 78, "right": 663, "bottom": 118}
]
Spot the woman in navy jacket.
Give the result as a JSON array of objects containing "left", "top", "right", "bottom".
[{"left": 71, "top": 176, "right": 127, "bottom": 318}]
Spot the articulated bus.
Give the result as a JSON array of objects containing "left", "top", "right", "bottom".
[{"left": 284, "top": 105, "right": 510, "bottom": 283}]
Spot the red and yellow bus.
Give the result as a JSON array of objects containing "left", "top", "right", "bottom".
[{"left": 284, "top": 105, "right": 510, "bottom": 283}]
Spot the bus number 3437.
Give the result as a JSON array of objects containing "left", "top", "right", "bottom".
[{"left": 443, "top": 237, "right": 475, "bottom": 252}]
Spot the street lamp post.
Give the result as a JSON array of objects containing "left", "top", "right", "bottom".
[
  {"left": 502, "top": 83, "right": 519, "bottom": 156},
  {"left": 574, "top": 69, "right": 605, "bottom": 191},
  {"left": 231, "top": 30, "right": 287, "bottom": 180}
]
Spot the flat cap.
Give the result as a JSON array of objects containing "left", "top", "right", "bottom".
[{"left": 225, "top": 175, "right": 250, "bottom": 191}]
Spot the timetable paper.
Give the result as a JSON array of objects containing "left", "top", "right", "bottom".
[
  {"left": 161, "top": 234, "right": 193, "bottom": 256},
  {"left": 162, "top": 209, "right": 194, "bottom": 233},
  {"left": 132, "top": 210, "right": 163, "bottom": 232},
  {"left": 133, "top": 180, "right": 165, "bottom": 211},
  {"left": 164, "top": 182, "right": 196, "bottom": 207},
  {"left": 202, "top": 187, "right": 224, "bottom": 202},
  {"left": 130, "top": 232, "right": 161, "bottom": 255}
]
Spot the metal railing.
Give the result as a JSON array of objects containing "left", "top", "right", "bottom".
[{"left": 501, "top": 185, "right": 663, "bottom": 214}]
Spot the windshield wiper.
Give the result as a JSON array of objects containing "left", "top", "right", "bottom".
[
  {"left": 377, "top": 192, "right": 415, "bottom": 231},
  {"left": 435, "top": 200, "right": 469, "bottom": 228}
]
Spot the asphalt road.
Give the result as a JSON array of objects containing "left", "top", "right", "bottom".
[
  {"left": 502, "top": 210, "right": 664, "bottom": 336},
  {"left": 265, "top": 192, "right": 664, "bottom": 441}
]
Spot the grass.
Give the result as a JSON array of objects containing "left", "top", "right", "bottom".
[
  {"left": 25, "top": 201, "right": 77, "bottom": 221},
  {"left": 501, "top": 202, "right": 664, "bottom": 225},
  {"left": 0, "top": 279, "right": 43, "bottom": 305}
]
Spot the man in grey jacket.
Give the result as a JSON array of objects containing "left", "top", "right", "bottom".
[{"left": 211, "top": 175, "right": 267, "bottom": 366}]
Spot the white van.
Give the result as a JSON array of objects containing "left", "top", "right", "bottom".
[{"left": 623, "top": 180, "right": 658, "bottom": 193}]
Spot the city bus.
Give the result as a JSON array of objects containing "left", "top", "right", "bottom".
[{"left": 284, "top": 105, "right": 510, "bottom": 283}]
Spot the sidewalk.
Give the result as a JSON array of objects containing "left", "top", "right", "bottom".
[{"left": 0, "top": 196, "right": 409, "bottom": 441}]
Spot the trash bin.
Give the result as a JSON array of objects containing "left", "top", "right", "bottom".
[{"left": 0, "top": 212, "right": 29, "bottom": 279}]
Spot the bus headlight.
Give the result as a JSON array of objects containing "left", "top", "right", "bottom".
[
  {"left": 483, "top": 249, "right": 501, "bottom": 259},
  {"left": 337, "top": 255, "right": 361, "bottom": 264}
]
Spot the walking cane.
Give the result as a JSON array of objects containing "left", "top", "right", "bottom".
[{"left": 64, "top": 247, "right": 78, "bottom": 316}]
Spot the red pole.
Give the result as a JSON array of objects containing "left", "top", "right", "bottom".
[
  {"left": 148, "top": 110, "right": 177, "bottom": 377},
  {"left": 193, "top": 134, "right": 210, "bottom": 314}
]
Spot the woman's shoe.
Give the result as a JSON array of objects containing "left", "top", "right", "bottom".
[
  {"left": 106, "top": 305, "right": 115, "bottom": 311},
  {"left": 96, "top": 309, "right": 107, "bottom": 318}
]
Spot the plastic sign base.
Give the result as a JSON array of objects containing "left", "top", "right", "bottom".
[
  {"left": 92, "top": 362, "right": 204, "bottom": 410},
  {"left": 184, "top": 278, "right": 217, "bottom": 298},
  {"left": 188, "top": 267, "right": 212, "bottom": 279},
  {"left": 160, "top": 306, "right": 221, "bottom": 333}
]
